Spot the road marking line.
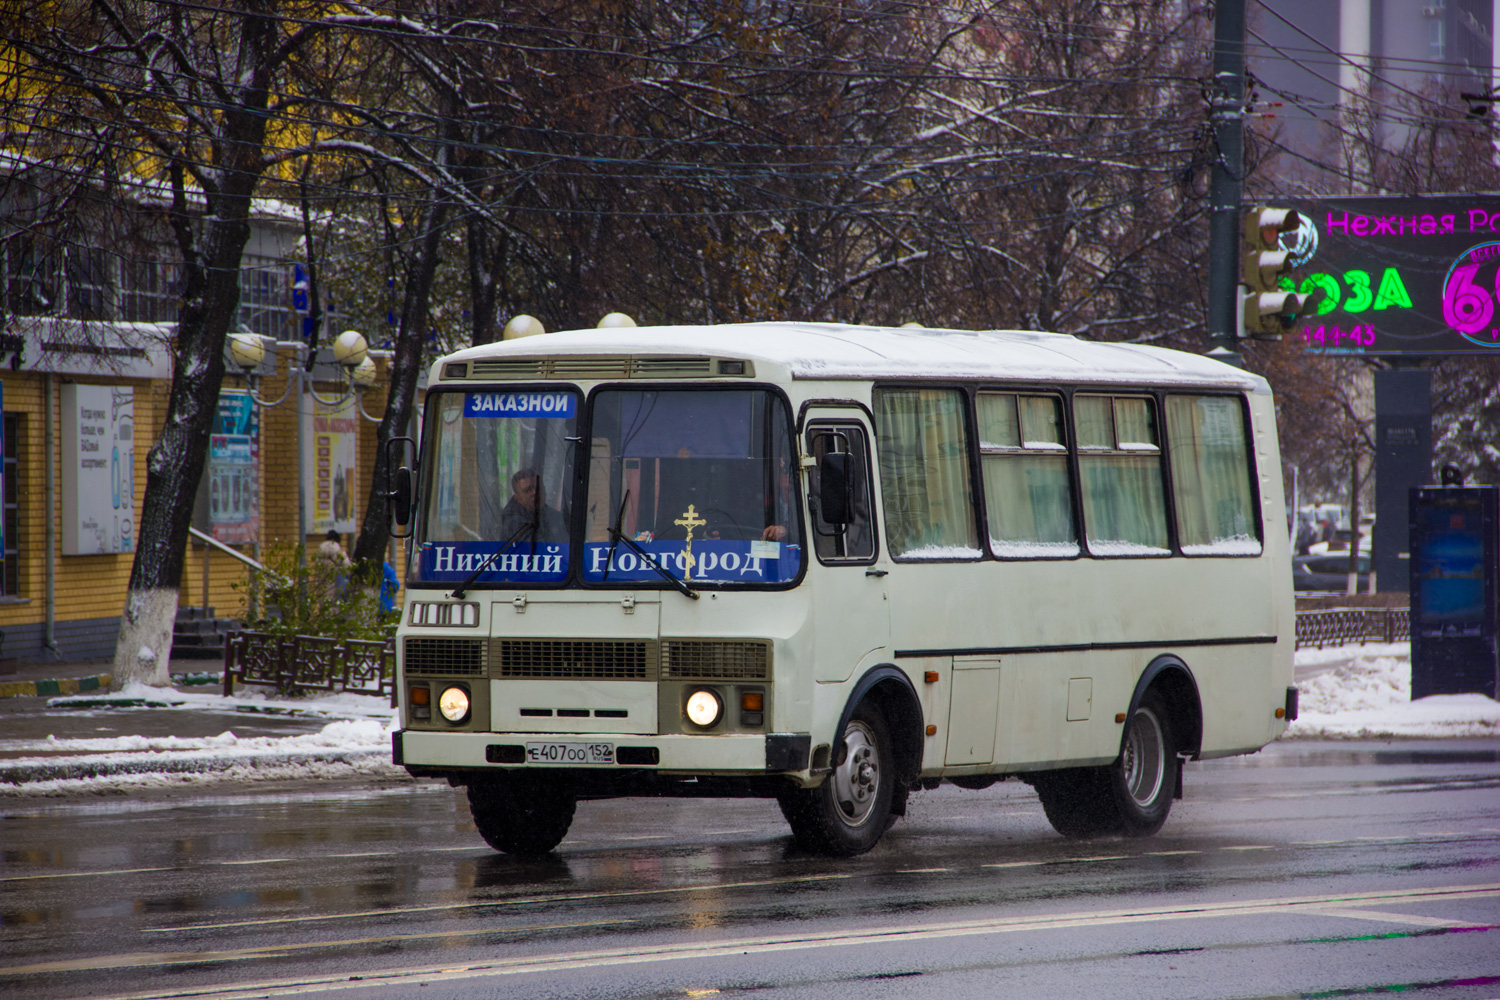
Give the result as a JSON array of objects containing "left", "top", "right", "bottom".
[
  {"left": 220, "top": 859, "right": 292, "bottom": 866},
  {"left": 1221, "top": 845, "right": 1274, "bottom": 851},
  {"left": 1, "top": 920, "right": 634, "bottom": 976},
  {"left": 895, "top": 868, "right": 949, "bottom": 873},
  {"left": 143, "top": 873, "right": 854, "bottom": 933},
  {"left": 1145, "top": 851, "right": 1199, "bottom": 856},
  {"left": 54, "top": 883, "right": 1500, "bottom": 1000},
  {"left": 1306, "top": 907, "right": 1470, "bottom": 928},
  {"left": 0, "top": 867, "right": 175, "bottom": 882},
  {"left": 981, "top": 861, "right": 1044, "bottom": 868},
  {"left": 326, "top": 852, "right": 392, "bottom": 859}
]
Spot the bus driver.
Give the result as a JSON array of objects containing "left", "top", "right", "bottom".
[{"left": 501, "top": 467, "right": 566, "bottom": 543}]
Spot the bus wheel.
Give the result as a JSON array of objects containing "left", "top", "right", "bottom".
[
  {"left": 1108, "top": 690, "right": 1175, "bottom": 837},
  {"left": 1032, "top": 767, "right": 1113, "bottom": 838},
  {"left": 777, "top": 703, "right": 894, "bottom": 856},
  {"left": 466, "top": 774, "right": 577, "bottom": 856}
]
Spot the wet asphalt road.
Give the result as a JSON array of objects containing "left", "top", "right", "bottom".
[{"left": 2, "top": 740, "right": 1498, "bottom": 1000}]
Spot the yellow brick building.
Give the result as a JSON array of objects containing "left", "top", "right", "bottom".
[{"left": 0, "top": 319, "right": 407, "bottom": 664}]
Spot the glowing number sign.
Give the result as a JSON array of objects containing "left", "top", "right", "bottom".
[
  {"left": 1441, "top": 243, "right": 1500, "bottom": 345},
  {"left": 1282, "top": 196, "right": 1500, "bottom": 357}
]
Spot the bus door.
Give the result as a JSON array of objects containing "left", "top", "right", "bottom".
[{"left": 804, "top": 410, "right": 889, "bottom": 683}]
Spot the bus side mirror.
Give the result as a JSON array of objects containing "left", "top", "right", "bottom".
[
  {"left": 391, "top": 466, "right": 413, "bottom": 526},
  {"left": 819, "top": 452, "right": 853, "bottom": 526},
  {"left": 385, "top": 435, "right": 417, "bottom": 537}
]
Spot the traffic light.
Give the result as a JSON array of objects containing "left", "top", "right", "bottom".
[{"left": 1239, "top": 206, "right": 1323, "bottom": 339}]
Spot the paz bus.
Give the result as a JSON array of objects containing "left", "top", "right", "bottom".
[{"left": 389, "top": 323, "right": 1296, "bottom": 857}]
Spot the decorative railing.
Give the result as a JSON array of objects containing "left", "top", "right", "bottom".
[
  {"left": 1293, "top": 608, "right": 1410, "bottom": 650},
  {"left": 223, "top": 630, "right": 396, "bottom": 705},
  {"left": 221, "top": 610, "right": 1407, "bottom": 703}
]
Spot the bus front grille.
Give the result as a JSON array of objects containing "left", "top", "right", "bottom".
[
  {"left": 494, "top": 639, "right": 655, "bottom": 680},
  {"left": 404, "top": 637, "right": 487, "bottom": 676},
  {"left": 661, "top": 640, "right": 770, "bottom": 680}
]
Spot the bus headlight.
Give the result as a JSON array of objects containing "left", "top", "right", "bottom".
[
  {"left": 684, "top": 688, "right": 723, "bottom": 728},
  {"left": 438, "top": 685, "right": 471, "bottom": 724}
]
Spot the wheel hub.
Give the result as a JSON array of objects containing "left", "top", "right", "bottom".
[{"left": 831, "top": 720, "right": 881, "bottom": 826}]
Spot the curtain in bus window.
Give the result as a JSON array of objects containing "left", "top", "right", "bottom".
[
  {"left": 1076, "top": 395, "right": 1168, "bottom": 556},
  {"left": 978, "top": 393, "right": 1077, "bottom": 558},
  {"left": 875, "top": 388, "right": 979, "bottom": 558},
  {"left": 1166, "top": 395, "right": 1261, "bottom": 555}
]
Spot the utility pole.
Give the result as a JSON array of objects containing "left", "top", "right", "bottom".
[{"left": 1206, "top": 0, "right": 1245, "bottom": 366}]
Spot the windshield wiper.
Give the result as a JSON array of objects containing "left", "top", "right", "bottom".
[
  {"left": 606, "top": 519, "right": 698, "bottom": 600},
  {"left": 448, "top": 519, "right": 535, "bottom": 600},
  {"left": 601, "top": 489, "right": 630, "bottom": 584}
]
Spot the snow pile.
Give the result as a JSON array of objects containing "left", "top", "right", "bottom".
[
  {"left": 1286, "top": 643, "right": 1500, "bottom": 739},
  {"left": 0, "top": 691, "right": 402, "bottom": 797}
]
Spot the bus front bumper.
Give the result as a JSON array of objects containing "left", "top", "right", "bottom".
[{"left": 394, "top": 730, "right": 811, "bottom": 775}]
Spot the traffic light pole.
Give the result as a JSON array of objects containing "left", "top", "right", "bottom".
[{"left": 1206, "top": 0, "right": 1245, "bottom": 367}]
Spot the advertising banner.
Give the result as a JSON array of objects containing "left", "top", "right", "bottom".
[
  {"left": 301, "top": 391, "right": 357, "bottom": 536},
  {"left": 207, "top": 389, "right": 260, "bottom": 544},
  {"left": 62, "top": 383, "right": 134, "bottom": 554},
  {"left": 1282, "top": 195, "right": 1500, "bottom": 356}
]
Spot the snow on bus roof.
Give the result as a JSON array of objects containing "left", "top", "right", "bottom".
[{"left": 442, "top": 323, "right": 1267, "bottom": 391}]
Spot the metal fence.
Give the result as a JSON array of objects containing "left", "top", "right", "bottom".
[
  {"left": 222, "top": 610, "right": 1409, "bottom": 702},
  {"left": 223, "top": 631, "right": 397, "bottom": 705},
  {"left": 1293, "top": 607, "right": 1409, "bottom": 650}
]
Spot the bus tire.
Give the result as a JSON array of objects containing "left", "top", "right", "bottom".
[
  {"left": 777, "top": 702, "right": 894, "bottom": 856},
  {"left": 1032, "top": 767, "right": 1113, "bottom": 838},
  {"left": 1108, "top": 689, "right": 1176, "bottom": 837},
  {"left": 466, "top": 774, "right": 577, "bottom": 856},
  {"left": 1033, "top": 689, "right": 1176, "bottom": 839}
]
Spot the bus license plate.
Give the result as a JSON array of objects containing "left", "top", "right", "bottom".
[{"left": 525, "top": 741, "right": 615, "bottom": 765}]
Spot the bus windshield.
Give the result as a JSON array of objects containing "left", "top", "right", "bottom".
[
  {"left": 582, "top": 388, "right": 802, "bottom": 586},
  {"left": 414, "top": 388, "right": 578, "bottom": 586}
]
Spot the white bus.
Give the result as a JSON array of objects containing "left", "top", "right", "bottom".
[{"left": 391, "top": 323, "right": 1296, "bottom": 857}]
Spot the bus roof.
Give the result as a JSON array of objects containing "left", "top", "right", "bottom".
[{"left": 441, "top": 323, "right": 1268, "bottom": 392}]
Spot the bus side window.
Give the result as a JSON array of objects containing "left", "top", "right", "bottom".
[
  {"left": 874, "top": 387, "right": 980, "bottom": 559},
  {"left": 807, "top": 425, "right": 876, "bottom": 562},
  {"left": 1074, "top": 394, "right": 1170, "bottom": 556},
  {"left": 1165, "top": 395, "right": 1262, "bottom": 555},
  {"left": 977, "top": 392, "right": 1078, "bottom": 558}
]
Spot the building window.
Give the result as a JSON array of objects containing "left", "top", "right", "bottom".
[
  {"left": 120, "top": 256, "right": 180, "bottom": 323},
  {"left": 238, "top": 255, "right": 292, "bottom": 338}
]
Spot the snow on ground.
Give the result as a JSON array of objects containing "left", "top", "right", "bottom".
[
  {"left": 0, "top": 685, "right": 402, "bottom": 797},
  {"left": 2, "top": 643, "right": 1495, "bottom": 797},
  {"left": 1287, "top": 642, "right": 1499, "bottom": 740}
]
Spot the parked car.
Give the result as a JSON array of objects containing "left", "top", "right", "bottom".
[{"left": 1293, "top": 553, "right": 1372, "bottom": 592}]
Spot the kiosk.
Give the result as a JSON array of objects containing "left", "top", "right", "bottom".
[{"left": 1408, "top": 483, "right": 1498, "bottom": 699}]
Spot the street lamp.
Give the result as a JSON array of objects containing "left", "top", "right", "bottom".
[
  {"left": 502, "top": 315, "right": 545, "bottom": 339},
  {"left": 226, "top": 330, "right": 377, "bottom": 565},
  {"left": 598, "top": 312, "right": 636, "bottom": 328}
]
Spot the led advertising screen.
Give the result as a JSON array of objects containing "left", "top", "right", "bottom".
[{"left": 1279, "top": 195, "right": 1500, "bottom": 356}]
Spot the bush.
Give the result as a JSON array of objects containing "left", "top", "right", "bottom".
[{"left": 234, "top": 541, "right": 392, "bottom": 643}]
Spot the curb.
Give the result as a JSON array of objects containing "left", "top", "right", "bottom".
[
  {"left": 0, "top": 674, "right": 112, "bottom": 699},
  {"left": 0, "top": 747, "right": 389, "bottom": 786}
]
